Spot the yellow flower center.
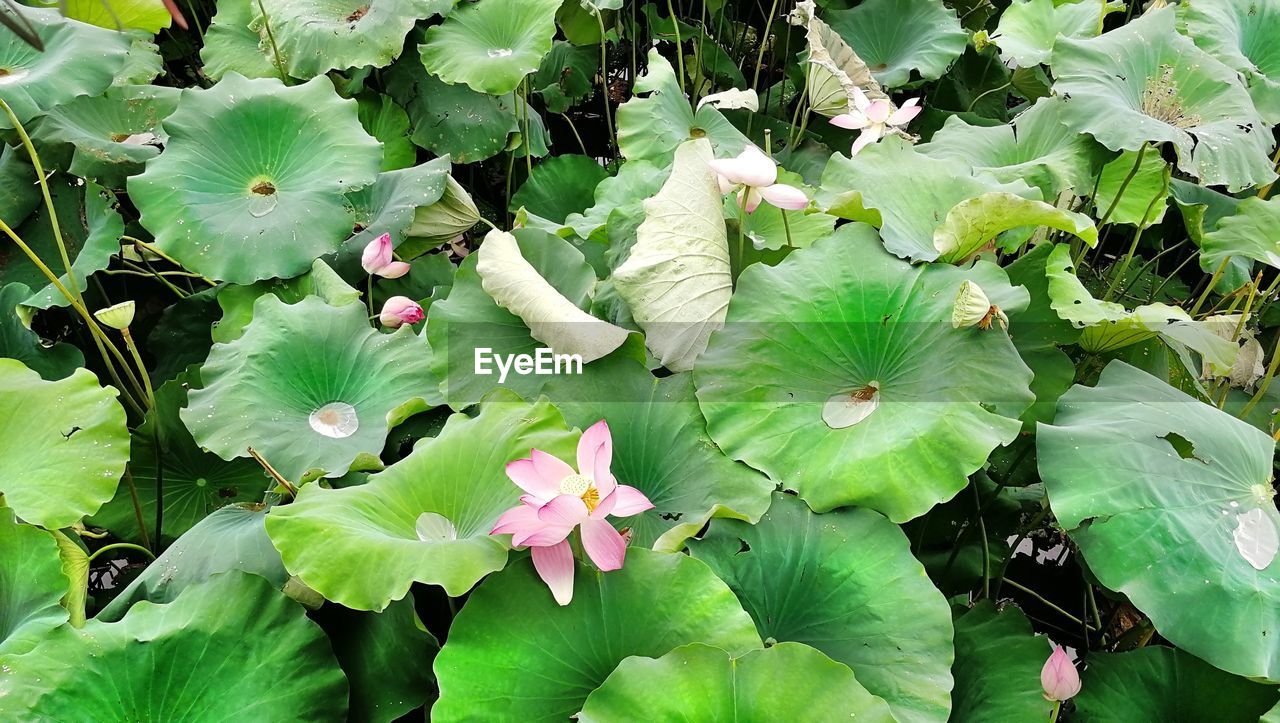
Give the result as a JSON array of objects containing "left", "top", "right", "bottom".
[{"left": 559, "top": 474, "right": 601, "bottom": 513}]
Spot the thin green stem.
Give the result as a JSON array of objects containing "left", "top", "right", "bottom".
[
  {"left": 520, "top": 77, "right": 533, "bottom": 177},
  {"left": 86, "top": 542, "right": 156, "bottom": 565},
  {"left": 124, "top": 236, "right": 218, "bottom": 285},
  {"left": 1050, "top": 700, "right": 1063, "bottom": 723},
  {"left": 1240, "top": 331, "right": 1280, "bottom": 418},
  {"left": 560, "top": 113, "right": 589, "bottom": 156},
  {"left": 1004, "top": 578, "right": 1096, "bottom": 630},
  {"left": 256, "top": 0, "right": 290, "bottom": 85},
  {"left": 1097, "top": 143, "right": 1147, "bottom": 229},
  {"left": 1190, "top": 255, "right": 1232, "bottom": 316},
  {"left": 666, "top": 0, "right": 686, "bottom": 97},
  {"left": 593, "top": 9, "right": 616, "bottom": 152},
  {"left": 120, "top": 465, "right": 152, "bottom": 552},
  {"left": 1102, "top": 164, "right": 1169, "bottom": 301}
]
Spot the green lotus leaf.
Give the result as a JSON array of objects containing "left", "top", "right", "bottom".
[
  {"left": 265, "top": 393, "right": 577, "bottom": 609},
  {"left": 1038, "top": 361, "right": 1280, "bottom": 681},
  {"left": 788, "top": 0, "right": 887, "bottom": 116},
  {"left": 0, "top": 282, "right": 82, "bottom": 380},
  {"left": 258, "top": 0, "right": 450, "bottom": 78},
  {"left": 0, "top": 173, "right": 116, "bottom": 296},
  {"left": 918, "top": 97, "right": 1102, "bottom": 200},
  {"left": 128, "top": 73, "right": 383, "bottom": 284},
  {"left": 950, "top": 602, "right": 1052, "bottom": 722},
  {"left": 1182, "top": 0, "right": 1280, "bottom": 123},
  {"left": 387, "top": 46, "right": 520, "bottom": 163},
  {"left": 30, "top": 85, "right": 179, "bottom": 188},
  {"left": 532, "top": 40, "right": 597, "bottom": 114},
  {"left": 0, "top": 572, "right": 348, "bottom": 720},
  {"left": 42, "top": 0, "right": 174, "bottom": 33},
  {"left": 511, "top": 154, "right": 610, "bottom": 223},
  {"left": 616, "top": 49, "right": 748, "bottom": 163},
  {"left": 991, "top": 0, "right": 1120, "bottom": 68},
  {"left": 357, "top": 93, "right": 416, "bottom": 171},
  {"left": 476, "top": 228, "right": 631, "bottom": 362},
  {"left": 1201, "top": 195, "right": 1280, "bottom": 273},
  {"left": 579, "top": 642, "right": 894, "bottom": 722},
  {"left": 1095, "top": 148, "right": 1171, "bottom": 228},
  {"left": 0, "top": 8, "right": 131, "bottom": 130},
  {"left": 826, "top": 0, "right": 967, "bottom": 87},
  {"left": 314, "top": 596, "right": 439, "bottom": 723},
  {"left": 0, "top": 508, "right": 67, "bottom": 657},
  {"left": 934, "top": 191, "right": 1097, "bottom": 263},
  {"left": 694, "top": 225, "right": 1032, "bottom": 521},
  {"left": 21, "top": 181, "right": 124, "bottom": 312},
  {"left": 0, "top": 145, "right": 39, "bottom": 224},
  {"left": 562, "top": 159, "right": 669, "bottom": 242},
  {"left": 687, "top": 493, "right": 954, "bottom": 723},
  {"left": 339, "top": 159, "right": 452, "bottom": 270},
  {"left": 1052, "top": 8, "right": 1276, "bottom": 192},
  {"left": 1171, "top": 179, "right": 1253, "bottom": 290},
  {"left": 182, "top": 295, "right": 440, "bottom": 483},
  {"left": 1043, "top": 244, "right": 1236, "bottom": 366},
  {"left": 432, "top": 549, "right": 762, "bottom": 721},
  {"left": 0, "top": 360, "right": 128, "bottom": 529},
  {"left": 542, "top": 355, "right": 772, "bottom": 550},
  {"left": 90, "top": 371, "right": 267, "bottom": 545},
  {"left": 201, "top": 0, "right": 278, "bottom": 80},
  {"left": 212, "top": 259, "right": 360, "bottom": 343},
  {"left": 614, "top": 138, "right": 730, "bottom": 371},
  {"left": 818, "top": 136, "right": 1038, "bottom": 261},
  {"left": 724, "top": 185, "right": 837, "bottom": 252},
  {"left": 428, "top": 229, "right": 643, "bottom": 408},
  {"left": 97, "top": 503, "right": 288, "bottom": 621},
  {"left": 115, "top": 33, "right": 164, "bottom": 85},
  {"left": 1074, "top": 647, "right": 1280, "bottom": 721},
  {"left": 419, "top": 0, "right": 560, "bottom": 95}
]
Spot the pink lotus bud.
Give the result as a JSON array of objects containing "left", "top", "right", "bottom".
[
  {"left": 379, "top": 296, "right": 425, "bottom": 328},
  {"left": 361, "top": 233, "right": 407, "bottom": 277},
  {"left": 1040, "top": 646, "right": 1081, "bottom": 702}
]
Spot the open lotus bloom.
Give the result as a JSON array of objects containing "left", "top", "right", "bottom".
[
  {"left": 491, "top": 420, "right": 654, "bottom": 605},
  {"left": 1040, "top": 646, "right": 1082, "bottom": 702},
  {"left": 360, "top": 232, "right": 410, "bottom": 279},
  {"left": 378, "top": 296, "right": 424, "bottom": 328},
  {"left": 830, "top": 88, "right": 923, "bottom": 156},
  {"left": 708, "top": 146, "right": 809, "bottom": 213}
]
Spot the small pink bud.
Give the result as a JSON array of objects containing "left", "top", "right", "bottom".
[
  {"left": 1040, "top": 646, "right": 1081, "bottom": 702},
  {"left": 362, "top": 233, "right": 410, "bottom": 277},
  {"left": 379, "top": 296, "right": 425, "bottom": 328}
]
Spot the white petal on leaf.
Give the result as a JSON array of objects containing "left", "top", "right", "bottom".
[
  {"left": 613, "top": 138, "right": 731, "bottom": 372},
  {"left": 822, "top": 384, "right": 880, "bottom": 429},
  {"left": 1233, "top": 507, "right": 1280, "bottom": 571},
  {"left": 476, "top": 229, "right": 629, "bottom": 363},
  {"left": 696, "top": 88, "right": 760, "bottom": 112}
]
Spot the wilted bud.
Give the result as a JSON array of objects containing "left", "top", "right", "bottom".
[
  {"left": 379, "top": 296, "right": 425, "bottom": 328},
  {"left": 404, "top": 176, "right": 481, "bottom": 252},
  {"left": 952, "top": 280, "right": 1007, "bottom": 331},
  {"left": 94, "top": 300, "right": 136, "bottom": 330},
  {"left": 973, "top": 30, "right": 991, "bottom": 52},
  {"left": 1040, "top": 646, "right": 1081, "bottom": 702}
]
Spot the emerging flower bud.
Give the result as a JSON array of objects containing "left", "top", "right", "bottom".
[
  {"left": 1040, "top": 646, "right": 1081, "bottom": 702},
  {"left": 94, "top": 300, "right": 136, "bottom": 330},
  {"left": 361, "top": 232, "right": 411, "bottom": 278},
  {"left": 379, "top": 296, "right": 425, "bottom": 328}
]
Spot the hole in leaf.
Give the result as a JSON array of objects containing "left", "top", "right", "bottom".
[
  {"left": 736, "top": 539, "right": 752, "bottom": 554},
  {"left": 1160, "top": 432, "right": 1205, "bottom": 462},
  {"left": 61, "top": 426, "right": 82, "bottom": 439},
  {"left": 659, "top": 511, "right": 684, "bottom": 521},
  {"left": 218, "top": 487, "right": 239, "bottom": 499},
  {"left": 251, "top": 181, "right": 277, "bottom": 196}
]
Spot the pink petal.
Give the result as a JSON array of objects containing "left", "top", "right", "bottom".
[
  {"left": 576, "top": 420, "right": 612, "bottom": 483},
  {"left": 710, "top": 147, "right": 777, "bottom": 188},
  {"left": 742, "top": 187, "right": 763, "bottom": 214},
  {"left": 829, "top": 112, "right": 870, "bottom": 130},
  {"left": 538, "top": 494, "right": 590, "bottom": 527},
  {"left": 513, "top": 523, "right": 573, "bottom": 548},
  {"left": 491, "top": 503, "right": 544, "bottom": 537},
  {"left": 866, "top": 99, "right": 892, "bottom": 124},
  {"left": 849, "top": 126, "right": 883, "bottom": 156},
  {"left": 1040, "top": 646, "right": 1081, "bottom": 701},
  {"left": 609, "top": 485, "right": 655, "bottom": 517},
  {"left": 530, "top": 449, "right": 575, "bottom": 487},
  {"left": 717, "top": 174, "right": 735, "bottom": 194},
  {"left": 361, "top": 233, "right": 393, "bottom": 274},
  {"left": 888, "top": 98, "right": 921, "bottom": 126},
  {"left": 531, "top": 541, "right": 575, "bottom": 606},
  {"left": 506, "top": 458, "right": 560, "bottom": 502},
  {"left": 379, "top": 296, "right": 424, "bottom": 328},
  {"left": 850, "top": 87, "right": 871, "bottom": 113},
  {"left": 581, "top": 518, "right": 627, "bottom": 571},
  {"left": 378, "top": 261, "right": 411, "bottom": 279},
  {"left": 591, "top": 489, "right": 617, "bottom": 518},
  {"left": 759, "top": 184, "right": 808, "bottom": 211}
]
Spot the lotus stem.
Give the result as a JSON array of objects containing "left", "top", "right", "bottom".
[
  {"left": 1003, "top": 578, "right": 1096, "bottom": 631},
  {"left": 1102, "top": 164, "right": 1169, "bottom": 301},
  {"left": 666, "top": 0, "right": 686, "bottom": 97},
  {"left": 560, "top": 113, "right": 589, "bottom": 156},
  {"left": 1239, "top": 331, "right": 1280, "bottom": 419},
  {"left": 592, "top": 8, "right": 616, "bottom": 153},
  {"left": 248, "top": 446, "right": 297, "bottom": 497},
  {"left": 86, "top": 542, "right": 156, "bottom": 565},
  {"left": 1256, "top": 145, "right": 1280, "bottom": 199},
  {"left": 256, "top": 0, "right": 290, "bottom": 85},
  {"left": 1096, "top": 143, "right": 1148, "bottom": 229},
  {"left": 520, "top": 77, "right": 533, "bottom": 176},
  {"left": 1189, "top": 255, "right": 1232, "bottom": 316},
  {"left": 124, "top": 236, "right": 217, "bottom": 286},
  {"left": 120, "top": 465, "right": 153, "bottom": 552}
]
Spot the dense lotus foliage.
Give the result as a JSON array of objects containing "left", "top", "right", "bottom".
[{"left": 5, "top": 0, "right": 1280, "bottom": 719}]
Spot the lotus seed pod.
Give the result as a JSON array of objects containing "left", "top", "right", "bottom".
[
  {"left": 94, "top": 300, "right": 136, "bottom": 330},
  {"left": 952, "top": 280, "right": 992, "bottom": 329}
]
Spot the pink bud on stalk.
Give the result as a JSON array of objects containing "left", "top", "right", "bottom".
[
  {"left": 379, "top": 296, "right": 424, "bottom": 328},
  {"left": 1041, "top": 646, "right": 1081, "bottom": 702},
  {"left": 361, "top": 233, "right": 410, "bottom": 279}
]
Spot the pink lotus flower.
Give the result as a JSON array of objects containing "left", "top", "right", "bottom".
[
  {"left": 1041, "top": 646, "right": 1081, "bottom": 702},
  {"left": 379, "top": 296, "right": 424, "bottom": 328},
  {"left": 830, "top": 89, "right": 922, "bottom": 156},
  {"left": 708, "top": 146, "right": 808, "bottom": 213},
  {"left": 361, "top": 233, "right": 410, "bottom": 279},
  {"left": 491, "top": 420, "right": 654, "bottom": 605}
]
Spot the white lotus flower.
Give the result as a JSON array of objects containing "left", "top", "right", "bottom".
[
  {"left": 829, "top": 88, "right": 923, "bottom": 156},
  {"left": 708, "top": 146, "right": 809, "bottom": 213}
]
